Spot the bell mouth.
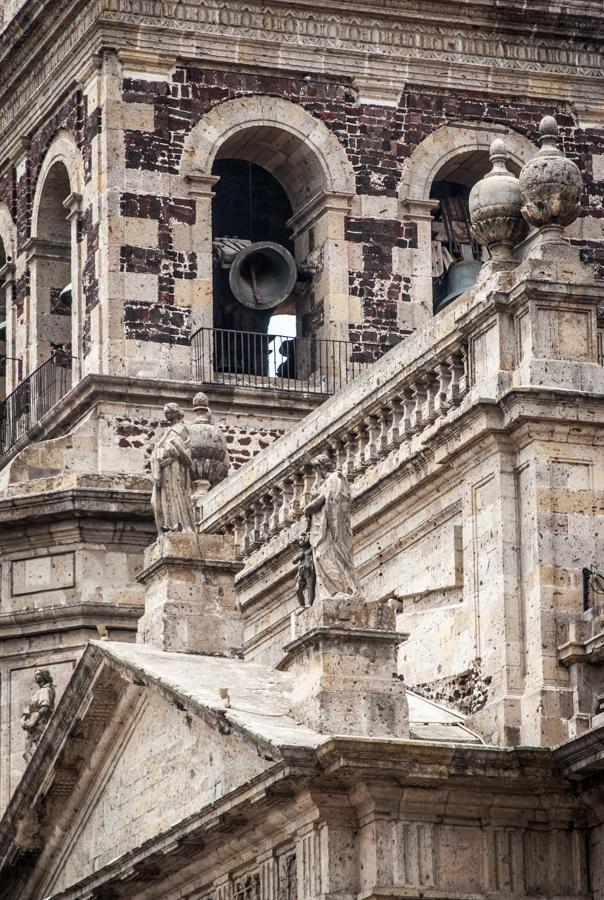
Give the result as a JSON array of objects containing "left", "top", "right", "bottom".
[
  {"left": 433, "top": 259, "right": 483, "bottom": 314},
  {"left": 229, "top": 241, "right": 298, "bottom": 310}
]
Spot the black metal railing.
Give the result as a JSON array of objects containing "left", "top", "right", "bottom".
[
  {"left": 191, "top": 327, "right": 379, "bottom": 395},
  {"left": 0, "top": 351, "right": 73, "bottom": 458}
]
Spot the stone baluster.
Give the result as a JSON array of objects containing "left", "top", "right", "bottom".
[
  {"left": 399, "top": 389, "right": 416, "bottom": 439},
  {"left": 258, "top": 495, "right": 272, "bottom": 545},
  {"left": 434, "top": 360, "right": 452, "bottom": 417},
  {"left": 268, "top": 485, "right": 281, "bottom": 535},
  {"left": 302, "top": 465, "right": 315, "bottom": 509},
  {"left": 233, "top": 514, "right": 247, "bottom": 557},
  {"left": 246, "top": 502, "right": 261, "bottom": 553},
  {"left": 375, "top": 406, "right": 391, "bottom": 458},
  {"left": 422, "top": 371, "right": 438, "bottom": 425},
  {"left": 354, "top": 421, "right": 368, "bottom": 475},
  {"left": 333, "top": 438, "right": 348, "bottom": 472},
  {"left": 386, "top": 396, "right": 404, "bottom": 450},
  {"left": 279, "top": 477, "right": 294, "bottom": 527},
  {"left": 446, "top": 351, "right": 466, "bottom": 407},
  {"left": 290, "top": 470, "right": 305, "bottom": 520},
  {"left": 410, "top": 381, "right": 426, "bottom": 433},
  {"left": 364, "top": 415, "right": 381, "bottom": 467},
  {"left": 343, "top": 431, "right": 357, "bottom": 481},
  {"left": 460, "top": 345, "right": 469, "bottom": 395}
]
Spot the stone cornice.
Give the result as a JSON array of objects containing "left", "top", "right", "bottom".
[
  {"left": 0, "top": 0, "right": 603, "bottom": 165},
  {"left": 554, "top": 725, "right": 604, "bottom": 779},
  {"left": 0, "top": 602, "right": 143, "bottom": 641},
  {"left": 0, "top": 372, "right": 321, "bottom": 475}
]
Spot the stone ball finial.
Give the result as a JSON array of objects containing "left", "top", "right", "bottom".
[
  {"left": 519, "top": 114, "right": 582, "bottom": 230},
  {"left": 469, "top": 137, "right": 528, "bottom": 260},
  {"left": 193, "top": 391, "right": 209, "bottom": 411},
  {"left": 539, "top": 115, "right": 559, "bottom": 141}
]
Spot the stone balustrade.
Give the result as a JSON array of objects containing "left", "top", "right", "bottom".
[
  {"left": 200, "top": 298, "right": 473, "bottom": 558},
  {"left": 201, "top": 255, "right": 604, "bottom": 568}
]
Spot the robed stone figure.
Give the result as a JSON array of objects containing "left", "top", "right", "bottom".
[
  {"left": 21, "top": 669, "right": 55, "bottom": 761},
  {"left": 151, "top": 402, "right": 196, "bottom": 535},
  {"left": 304, "top": 454, "right": 363, "bottom": 603}
]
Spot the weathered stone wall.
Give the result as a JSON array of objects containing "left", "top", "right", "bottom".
[
  {"left": 1, "top": 51, "right": 601, "bottom": 385},
  {"left": 48, "top": 689, "right": 272, "bottom": 896}
]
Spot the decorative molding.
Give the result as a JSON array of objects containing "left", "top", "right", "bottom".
[
  {"left": 117, "top": 48, "right": 176, "bottom": 81},
  {"left": 287, "top": 190, "right": 355, "bottom": 239},
  {"left": 353, "top": 76, "right": 404, "bottom": 108},
  {"left": 0, "top": 1, "right": 603, "bottom": 158},
  {"left": 23, "top": 237, "right": 71, "bottom": 263}
]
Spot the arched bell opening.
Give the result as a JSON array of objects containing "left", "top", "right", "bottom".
[
  {"left": 32, "top": 161, "right": 73, "bottom": 360},
  {"left": 0, "top": 236, "right": 7, "bottom": 398},
  {"left": 210, "top": 157, "right": 302, "bottom": 378},
  {"left": 430, "top": 149, "right": 521, "bottom": 314}
]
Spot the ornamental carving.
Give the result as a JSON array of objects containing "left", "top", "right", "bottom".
[{"left": 0, "top": 1, "right": 602, "bottom": 146}]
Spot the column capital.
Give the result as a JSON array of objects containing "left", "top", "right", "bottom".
[
  {"left": 184, "top": 174, "right": 220, "bottom": 200},
  {"left": 63, "top": 192, "right": 83, "bottom": 221},
  {"left": 287, "top": 190, "right": 355, "bottom": 239}
]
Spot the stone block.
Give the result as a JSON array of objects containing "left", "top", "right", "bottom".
[
  {"left": 279, "top": 596, "right": 409, "bottom": 738},
  {"left": 137, "top": 531, "right": 243, "bottom": 655}
]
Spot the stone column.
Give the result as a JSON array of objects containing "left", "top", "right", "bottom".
[
  {"left": 288, "top": 191, "right": 354, "bottom": 370},
  {"left": 0, "top": 261, "right": 14, "bottom": 394},
  {"left": 64, "top": 191, "right": 82, "bottom": 384},
  {"left": 184, "top": 174, "right": 219, "bottom": 381}
]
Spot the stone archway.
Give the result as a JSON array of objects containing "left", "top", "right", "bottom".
[
  {"left": 397, "top": 123, "right": 538, "bottom": 323},
  {"left": 180, "top": 95, "right": 356, "bottom": 208},
  {"left": 28, "top": 131, "right": 85, "bottom": 376},
  {"left": 181, "top": 96, "right": 358, "bottom": 351},
  {"left": 399, "top": 123, "right": 536, "bottom": 204}
]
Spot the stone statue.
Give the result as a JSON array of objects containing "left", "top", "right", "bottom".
[
  {"left": 189, "top": 391, "right": 230, "bottom": 491},
  {"left": 150, "top": 402, "right": 196, "bottom": 535},
  {"left": 291, "top": 532, "right": 316, "bottom": 607},
  {"left": 304, "top": 454, "right": 363, "bottom": 603},
  {"left": 21, "top": 669, "right": 55, "bottom": 761}
]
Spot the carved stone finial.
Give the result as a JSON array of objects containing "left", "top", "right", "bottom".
[
  {"left": 150, "top": 402, "right": 196, "bottom": 536},
  {"left": 190, "top": 391, "right": 230, "bottom": 495},
  {"left": 519, "top": 115, "right": 582, "bottom": 232},
  {"left": 21, "top": 668, "right": 55, "bottom": 761},
  {"left": 469, "top": 137, "right": 528, "bottom": 260}
]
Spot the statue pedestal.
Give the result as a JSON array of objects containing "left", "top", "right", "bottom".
[
  {"left": 278, "top": 595, "right": 409, "bottom": 738},
  {"left": 136, "top": 531, "right": 243, "bottom": 656}
]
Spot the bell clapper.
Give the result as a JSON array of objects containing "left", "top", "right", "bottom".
[{"left": 250, "top": 263, "right": 261, "bottom": 303}]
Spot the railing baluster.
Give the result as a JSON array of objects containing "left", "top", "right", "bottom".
[
  {"left": 189, "top": 327, "right": 381, "bottom": 396},
  {"left": 0, "top": 352, "right": 73, "bottom": 464}
]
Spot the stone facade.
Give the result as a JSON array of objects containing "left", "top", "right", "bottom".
[{"left": 0, "top": 1, "right": 603, "bottom": 898}]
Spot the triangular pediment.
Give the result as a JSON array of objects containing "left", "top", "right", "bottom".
[
  {"left": 47, "top": 687, "right": 275, "bottom": 897},
  {"left": 0, "top": 643, "right": 290, "bottom": 900}
]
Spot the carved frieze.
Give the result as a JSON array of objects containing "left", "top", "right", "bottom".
[{"left": 0, "top": 0, "right": 602, "bottom": 148}]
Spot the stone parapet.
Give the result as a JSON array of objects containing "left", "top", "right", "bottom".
[{"left": 201, "top": 260, "right": 604, "bottom": 554}]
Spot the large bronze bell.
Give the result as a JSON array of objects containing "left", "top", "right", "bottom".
[
  {"left": 433, "top": 259, "right": 483, "bottom": 313},
  {"left": 229, "top": 241, "right": 298, "bottom": 310}
]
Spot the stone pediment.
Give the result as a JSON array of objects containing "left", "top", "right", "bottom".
[
  {"left": 0, "top": 643, "right": 306, "bottom": 899},
  {"left": 0, "top": 641, "right": 481, "bottom": 899}
]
